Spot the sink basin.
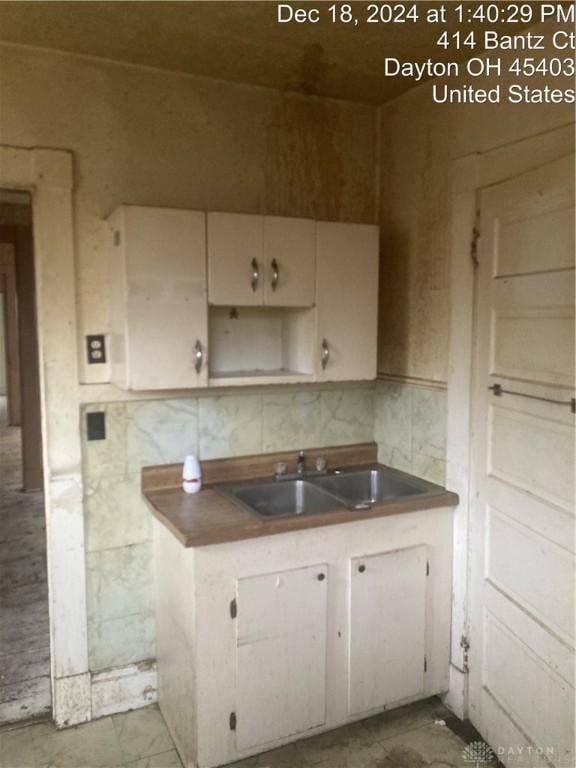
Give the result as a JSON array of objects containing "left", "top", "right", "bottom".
[
  {"left": 221, "top": 479, "right": 347, "bottom": 519},
  {"left": 310, "top": 469, "right": 426, "bottom": 508},
  {"left": 216, "top": 465, "right": 441, "bottom": 521}
]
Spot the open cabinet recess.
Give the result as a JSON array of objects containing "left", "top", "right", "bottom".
[{"left": 208, "top": 306, "right": 315, "bottom": 386}]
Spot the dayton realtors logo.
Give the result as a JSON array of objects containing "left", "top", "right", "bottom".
[{"left": 462, "top": 741, "right": 496, "bottom": 766}]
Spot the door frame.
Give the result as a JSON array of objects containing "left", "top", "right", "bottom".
[
  {"left": 0, "top": 243, "right": 21, "bottom": 426},
  {"left": 0, "top": 147, "right": 90, "bottom": 726},
  {"left": 444, "top": 123, "right": 575, "bottom": 719},
  {"left": 1, "top": 223, "right": 44, "bottom": 490}
]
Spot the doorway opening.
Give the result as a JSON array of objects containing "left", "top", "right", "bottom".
[{"left": 0, "top": 189, "right": 51, "bottom": 726}]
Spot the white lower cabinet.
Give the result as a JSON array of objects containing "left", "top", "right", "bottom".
[
  {"left": 235, "top": 564, "right": 328, "bottom": 751},
  {"left": 348, "top": 545, "right": 428, "bottom": 716},
  {"left": 154, "top": 508, "right": 454, "bottom": 768}
]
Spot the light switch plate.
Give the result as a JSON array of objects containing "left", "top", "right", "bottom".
[{"left": 86, "top": 412, "right": 106, "bottom": 441}]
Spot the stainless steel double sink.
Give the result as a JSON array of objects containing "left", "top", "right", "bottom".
[{"left": 216, "top": 465, "right": 434, "bottom": 520}]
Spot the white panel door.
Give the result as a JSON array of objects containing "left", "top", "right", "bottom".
[
  {"left": 207, "top": 212, "right": 264, "bottom": 306},
  {"left": 235, "top": 564, "right": 328, "bottom": 752},
  {"left": 470, "top": 155, "right": 575, "bottom": 767},
  {"left": 348, "top": 545, "right": 427, "bottom": 716},
  {"left": 262, "top": 216, "right": 316, "bottom": 307},
  {"left": 121, "top": 206, "right": 208, "bottom": 390},
  {"left": 316, "top": 222, "right": 379, "bottom": 381}
]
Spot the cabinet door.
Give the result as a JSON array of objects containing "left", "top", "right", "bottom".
[
  {"left": 120, "top": 206, "right": 208, "bottom": 390},
  {"left": 207, "top": 212, "right": 264, "bottom": 306},
  {"left": 349, "top": 545, "right": 427, "bottom": 716},
  {"left": 235, "top": 564, "right": 328, "bottom": 751},
  {"left": 262, "top": 217, "right": 316, "bottom": 307},
  {"left": 316, "top": 222, "right": 379, "bottom": 381}
]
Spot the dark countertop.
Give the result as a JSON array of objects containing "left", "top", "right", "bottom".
[{"left": 142, "top": 443, "right": 459, "bottom": 548}]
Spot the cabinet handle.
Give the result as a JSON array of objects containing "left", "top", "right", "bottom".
[
  {"left": 194, "top": 340, "right": 204, "bottom": 374},
  {"left": 317, "top": 573, "right": 325, "bottom": 581},
  {"left": 251, "top": 258, "right": 260, "bottom": 292},
  {"left": 358, "top": 564, "right": 366, "bottom": 573},
  {"left": 271, "top": 258, "right": 279, "bottom": 292},
  {"left": 321, "top": 338, "right": 330, "bottom": 370}
]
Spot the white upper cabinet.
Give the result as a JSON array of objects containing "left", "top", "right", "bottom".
[
  {"left": 262, "top": 216, "right": 316, "bottom": 307},
  {"left": 107, "top": 207, "right": 379, "bottom": 390},
  {"left": 108, "top": 205, "right": 208, "bottom": 391},
  {"left": 208, "top": 213, "right": 316, "bottom": 308},
  {"left": 208, "top": 212, "right": 264, "bottom": 306},
  {"left": 316, "top": 222, "right": 379, "bottom": 382}
]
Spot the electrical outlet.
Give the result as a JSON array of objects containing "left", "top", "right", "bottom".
[{"left": 86, "top": 335, "right": 106, "bottom": 364}]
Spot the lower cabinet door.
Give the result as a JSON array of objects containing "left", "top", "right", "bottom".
[
  {"left": 235, "top": 564, "right": 328, "bottom": 751},
  {"left": 348, "top": 545, "right": 428, "bottom": 716}
]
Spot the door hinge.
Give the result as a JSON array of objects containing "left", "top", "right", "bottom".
[
  {"left": 229, "top": 598, "right": 237, "bottom": 619},
  {"left": 470, "top": 225, "right": 480, "bottom": 269},
  {"left": 426, "top": 561, "right": 430, "bottom": 576},
  {"left": 424, "top": 656, "right": 428, "bottom": 673},
  {"left": 460, "top": 635, "right": 470, "bottom": 673},
  {"left": 229, "top": 712, "right": 237, "bottom": 731}
]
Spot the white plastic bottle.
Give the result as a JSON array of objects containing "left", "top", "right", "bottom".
[{"left": 182, "top": 455, "right": 202, "bottom": 494}]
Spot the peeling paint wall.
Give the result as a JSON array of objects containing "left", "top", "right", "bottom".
[
  {"left": 377, "top": 22, "right": 573, "bottom": 385},
  {"left": 265, "top": 96, "right": 345, "bottom": 220}
]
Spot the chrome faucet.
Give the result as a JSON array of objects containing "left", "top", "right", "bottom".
[
  {"left": 273, "top": 451, "right": 329, "bottom": 482},
  {"left": 296, "top": 450, "right": 305, "bottom": 476}
]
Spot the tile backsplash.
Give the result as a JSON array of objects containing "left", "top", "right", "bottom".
[
  {"left": 374, "top": 380, "right": 447, "bottom": 487},
  {"left": 81, "top": 385, "right": 375, "bottom": 673}
]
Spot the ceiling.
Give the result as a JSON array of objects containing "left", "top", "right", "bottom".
[{"left": 0, "top": 1, "right": 537, "bottom": 104}]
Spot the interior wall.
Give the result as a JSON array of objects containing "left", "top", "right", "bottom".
[{"left": 377, "top": 21, "right": 573, "bottom": 385}]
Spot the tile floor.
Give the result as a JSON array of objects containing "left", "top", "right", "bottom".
[{"left": 0, "top": 697, "right": 496, "bottom": 768}]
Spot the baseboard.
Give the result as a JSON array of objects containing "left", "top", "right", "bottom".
[
  {"left": 91, "top": 659, "right": 157, "bottom": 719},
  {"left": 54, "top": 673, "right": 91, "bottom": 728}
]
